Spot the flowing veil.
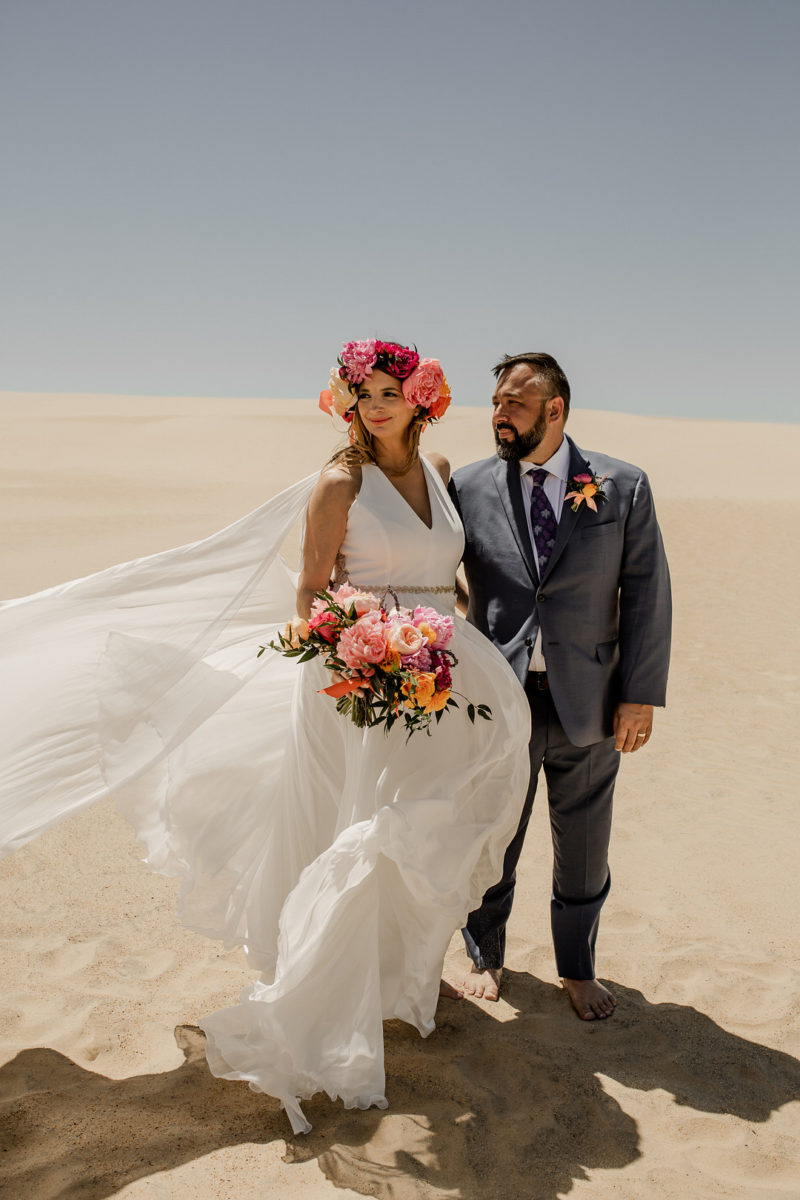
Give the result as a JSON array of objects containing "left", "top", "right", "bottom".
[{"left": 0, "top": 473, "right": 318, "bottom": 859}]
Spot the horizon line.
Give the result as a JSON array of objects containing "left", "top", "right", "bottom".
[{"left": 1, "top": 388, "right": 796, "bottom": 427}]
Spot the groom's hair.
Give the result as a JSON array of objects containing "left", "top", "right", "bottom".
[{"left": 492, "top": 353, "right": 571, "bottom": 419}]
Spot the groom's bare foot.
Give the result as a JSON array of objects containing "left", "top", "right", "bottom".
[
  {"left": 561, "top": 977, "right": 616, "bottom": 1020},
  {"left": 439, "top": 977, "right": 463, "bottom": 999},
  {"left": 462, "top": 966, "right": 502, "bottom": 1001}
]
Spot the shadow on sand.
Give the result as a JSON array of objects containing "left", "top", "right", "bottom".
[{"left": 1, "top": 976, "right": 798, "bottom": 1199}]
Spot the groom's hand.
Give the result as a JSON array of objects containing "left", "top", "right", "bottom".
[{"left": 613, "top": 703, "right": 654, "bottom": 753}]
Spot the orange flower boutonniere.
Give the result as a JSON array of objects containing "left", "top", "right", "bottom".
[{"left": 565, "top": 472, "right": 610, "bottom": 513}]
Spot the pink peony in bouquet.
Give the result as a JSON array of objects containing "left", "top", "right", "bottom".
[{"left": 260, "top": 585, "right": 492, "bottom": 737}]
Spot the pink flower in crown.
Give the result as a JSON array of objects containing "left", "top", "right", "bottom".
[
  {"left": 411, "top": 606, "right": 454, "bottom": 650},
  {"left": 340, "top": 339, "right": 378, "bottom": 384},
  {"left": 390, "top": 345, "right": 420, "bottom": 379},
  {"left": 337, "top": 610, "right": 388, "bottom": 669},
  {"left": 402, "top": 358, "right": 445, "bottom": 411}
]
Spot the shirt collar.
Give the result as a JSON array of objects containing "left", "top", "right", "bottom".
[{"left": 519, "top": 435, "right": 570, "bottom": 482}]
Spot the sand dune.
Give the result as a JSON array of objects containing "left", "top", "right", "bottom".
[{"left": 1, "top": 392, "right": 798, "bottom": 1199}]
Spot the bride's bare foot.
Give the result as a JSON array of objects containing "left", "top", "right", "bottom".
[
  {"left": 462, "top": 966, "right": 502, "bottom": 1001},
  {"left": 439, "top": 977, "right": 463, "bottom": 999},
  {"left": 561, "top": 977, "right": 616, "bottom": 1020}
]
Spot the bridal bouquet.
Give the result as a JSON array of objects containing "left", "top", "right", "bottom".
[{"left": 260, "top": 584, "right": 492, "bottom": 738}]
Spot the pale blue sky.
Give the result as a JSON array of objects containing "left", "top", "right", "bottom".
[{"left": 1, "top": 0, "right": 797, "bottom": 419}]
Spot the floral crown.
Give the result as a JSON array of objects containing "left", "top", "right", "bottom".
[{"left": 319, "top": 339, "right": 451, "bottom": 427}]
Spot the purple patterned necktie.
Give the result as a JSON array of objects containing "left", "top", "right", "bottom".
[{"left": 530, "top": 468, "right": 558, "bottom": 574}]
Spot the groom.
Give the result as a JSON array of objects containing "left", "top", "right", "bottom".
[{"left": 449, "top": 352, "right": 671, "bottom": 1019}]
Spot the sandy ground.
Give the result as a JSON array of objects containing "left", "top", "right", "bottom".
[{"left": 1, "top": 391, "right": 799, "bottom": 1200}]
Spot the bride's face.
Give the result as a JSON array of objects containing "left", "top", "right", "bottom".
[{"left": 356, "top": 369, "right": 416, "bottom": 440}]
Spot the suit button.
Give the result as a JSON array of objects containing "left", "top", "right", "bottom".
[
  {"left": 524, "top": 637, "right": 533, "bottom": 647},
  {"left": 537, "top": 593, "right": 546, "bottom": 602}
]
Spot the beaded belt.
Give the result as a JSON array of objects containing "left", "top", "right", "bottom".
[
  {"left": 356, "top": 583, "right": 456, "bottom": 596},
  {"left": 333, "top": 554, "right": 455, "bottom": 598}
]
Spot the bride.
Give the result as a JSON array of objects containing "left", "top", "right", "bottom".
[{"left": 0, "top": 339, "right": 530, "bottom": 1134}]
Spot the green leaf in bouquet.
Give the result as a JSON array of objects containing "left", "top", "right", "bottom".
[{"left": 467, "top": 703, "right": 476, "bottom": 723}]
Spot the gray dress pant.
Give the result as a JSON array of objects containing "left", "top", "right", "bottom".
[{"left": 463, "top": 673, "right": 619, "bottom": 980}]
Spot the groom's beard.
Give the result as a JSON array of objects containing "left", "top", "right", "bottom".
[{"left": 494, "top": 409, "right": 548, "bottom": 461}]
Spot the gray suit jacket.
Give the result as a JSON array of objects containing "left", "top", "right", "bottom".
[{"left": 450, "top": 436, "right": 672, "bottom": 747}]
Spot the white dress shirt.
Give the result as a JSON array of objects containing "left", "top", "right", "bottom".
[{"left": 519, "top": 435, "right": 571, "bottom": 672}]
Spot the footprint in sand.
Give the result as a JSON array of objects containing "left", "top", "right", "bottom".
[
  {"left": 40, "top": 938, "right": 100, "bottom": 976},
  {"left": 606, "top": 909, "right": 653, "bottom": 934},
  {"left": 116, "top": 949, "right": 178, "bottom": 981},
  {"left": 651, "top": 948, "right": 800, "bottom": 1024}
]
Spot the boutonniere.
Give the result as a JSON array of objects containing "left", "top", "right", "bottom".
[{"left": 564, "top": 472, "right": 610, "bottom": 513}]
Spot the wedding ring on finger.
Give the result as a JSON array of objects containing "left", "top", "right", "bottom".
[{"left": 636, "top": 732, "right": 647, "bottom": 738}]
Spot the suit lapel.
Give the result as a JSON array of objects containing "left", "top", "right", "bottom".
[
  {"left": 491, "top": 457, "right": 538, "bottom": 584},
  {"left": 538, "top": 437, "right": 592, "bottom": 583}
]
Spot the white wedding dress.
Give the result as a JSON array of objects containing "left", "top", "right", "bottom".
[{"left": 0, "top": 456, "right": 530, "bottom": 1134}]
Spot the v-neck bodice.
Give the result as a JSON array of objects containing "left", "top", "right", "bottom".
[
  {"left": 337, "top": 457, "right": 465, "bottom": 613},
  {"left": 373, "top": 462, "right": 434, "bottom": 531}
]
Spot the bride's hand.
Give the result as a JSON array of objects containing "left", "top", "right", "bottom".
[{"left": 325, "top": 669, "right": 366, "bottom": 699}]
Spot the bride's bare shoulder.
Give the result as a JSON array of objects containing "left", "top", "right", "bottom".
[
  {"left": 424, "top": 452, "right": 451, "bottom": 486},
  {"left": 309, "top": 461, "right": 362, "bottom": 513}
]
